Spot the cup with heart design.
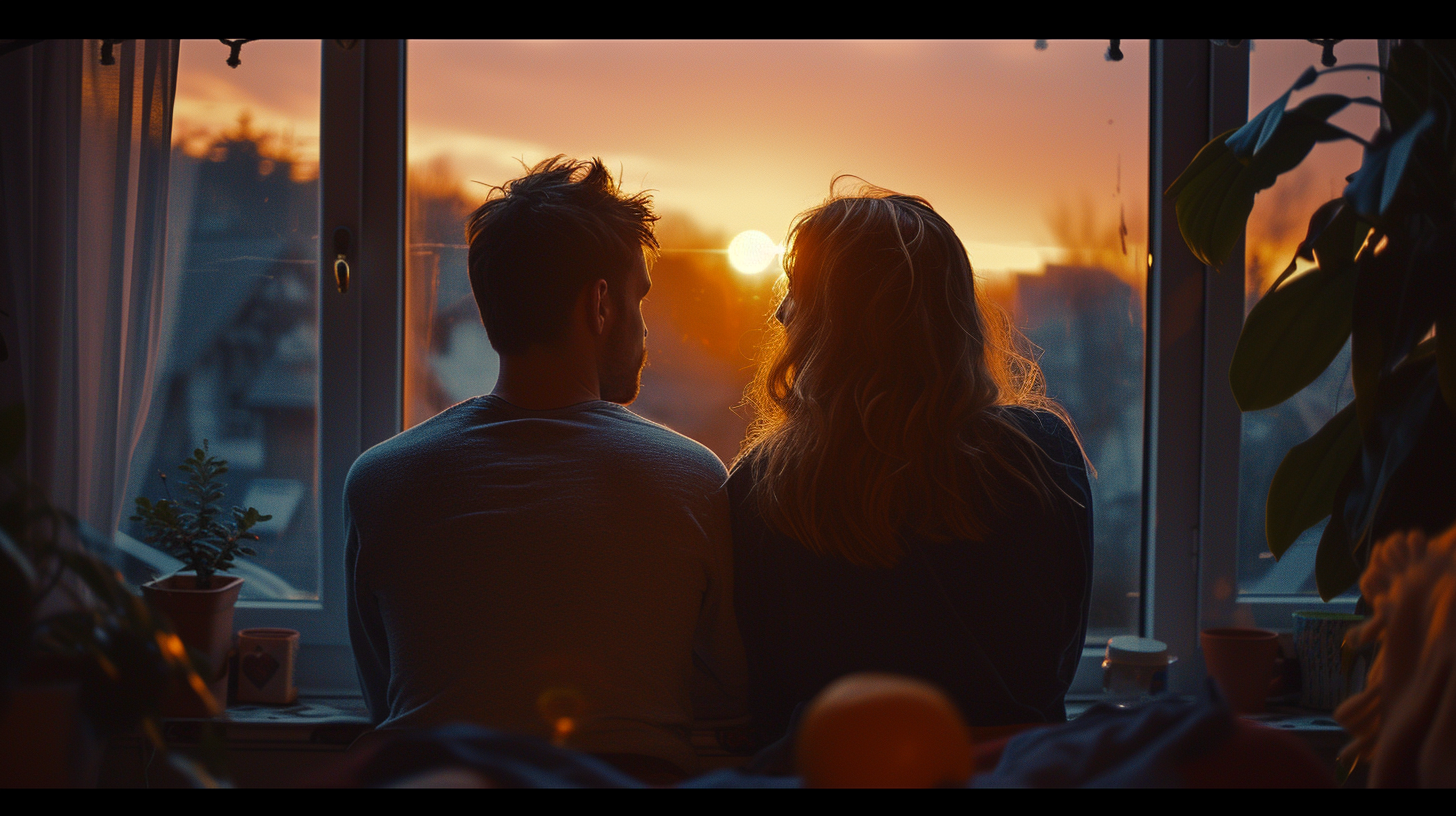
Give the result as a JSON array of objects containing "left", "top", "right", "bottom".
[{"left": 236, "top": 628, "right": 300, "bottom": 704}]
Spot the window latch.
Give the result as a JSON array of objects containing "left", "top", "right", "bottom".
[{"left": 333, "top": 227, "right": 351, "bottom": 294}]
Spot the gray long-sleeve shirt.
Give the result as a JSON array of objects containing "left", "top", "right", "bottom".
[{"left": 345, "top": 395, "right": 747, "bottom": 774}]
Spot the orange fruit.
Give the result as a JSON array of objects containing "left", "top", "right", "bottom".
[{"left": 796, "top": 672, "right": 975, "bottom": 788}]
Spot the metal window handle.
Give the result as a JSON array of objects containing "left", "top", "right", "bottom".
[{"left": 333, "top": 227, "right": 351, "bottom": 294}]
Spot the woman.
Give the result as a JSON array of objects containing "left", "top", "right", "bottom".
[{"left": 729, "top": 183, "right": 1093, "bottom": 744}]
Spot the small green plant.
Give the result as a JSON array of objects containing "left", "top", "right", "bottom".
[{"left": 131, "top": 442, "right": 271, "bottom": 587}]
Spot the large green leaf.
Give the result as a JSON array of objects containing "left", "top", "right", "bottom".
[
  {"left": 1265, "top": 402, "right": 1360, "bottom": 560},
  {"left": 1345, "top": 110, "right": 1436, "bottom": 223},
  {"left": 1224, "top": 67, "right": 1319, "bottom": 156},
  {"left": 1344, "top": 359, "right": 1443, "bottom": 559},
  {"left": 1168, "top": 132, "right": 1254, "bottom": 267},
  {"left": 1230, "top": 205, "right": 1361, "bottom": 411},
  {"left": 1349, "top": 215, "right": 1456, "bottom": 436},
  {"left": 1170, "top": 93, "right": 1354, "bottom": 267},
  {"left": 1315, "top": 503, "right": 1362, "bottom": 601},
  {"left": 1239, "top": 95, "right": 1352, "bottom": 197},
  {"left": 1350, "top": 244, "right": 1395, "bottom": 435}
]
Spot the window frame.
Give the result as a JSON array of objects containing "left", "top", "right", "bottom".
[
  {"left": 256, "top": 39, "right": 1338, "bottom": 697},
  {"left": 228, "top": 40, "right": 405, "bottom": 692}
]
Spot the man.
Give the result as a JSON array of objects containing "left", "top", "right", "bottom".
[{"left": 345, "top": 157, "right": 746, "bottom": 779}]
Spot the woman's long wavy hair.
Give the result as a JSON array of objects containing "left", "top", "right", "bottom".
[{"left": 735, "top": 181, "right": 1082, "bottom": 568}]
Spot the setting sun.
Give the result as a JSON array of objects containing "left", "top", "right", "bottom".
[{"left": 727, "top": 230, "right": 780, "bottom": 275}]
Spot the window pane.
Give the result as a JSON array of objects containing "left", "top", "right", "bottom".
[
  {"left": 405, "top": 40, "right": 1148, "bottom": 638},
  {"left": 120, "top": 40, "right": 322, "bottom": 603},
  {"left": 1237, "top": 40, "right": 1380, "bottom": 601}
]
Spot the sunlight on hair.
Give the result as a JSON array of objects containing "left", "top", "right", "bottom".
[{"left": 728, "top": 230, "right": 781, "bottom": 275}]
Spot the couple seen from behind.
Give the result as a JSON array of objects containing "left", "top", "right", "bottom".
[{"left": 343, "top": 156, "right": 1093, "bottom": 783}]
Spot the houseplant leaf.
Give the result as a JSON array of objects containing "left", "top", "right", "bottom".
[
  {"left": 1239, "top": 94, "right": 1353, "bottom": 187},
  {"left": 1349, "top": 238, "right": 1404, "bottom": 435},
  {"left": 1229, "top": 204, "right": 1362, "bottom": 411},
  {"left": 1170, "top": 92, "right": 1355, "bottom": 267},
  {"left": 1315, "top": 501, "right": 1362, "bottom": 601},
  {"left": 1166, "top": 131, "right": 1251, "bottom": 266},
  {"left": 1265, "top": 402, "right": 1360, "bottom": 559},
  {"left": 1350, "top": 215, "right": 1456, "bottom": 435},
  {"left": 1345, "top": 110, "right": 1436, "bottom": 223},
  {"left": 1342, "top": 358, "right": 1444, "bottom": 562},
  {"left": 1223, "top": 69, "right": 1314, "bottom": 157}
]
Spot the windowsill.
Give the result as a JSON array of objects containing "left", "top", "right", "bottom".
[
  {"left": 155, "top": 695, "right": 373, "bottom": 747},
  {"left": 1068, "top": 694, "right": 1350, "bottom": 771},
  {"left": 1240, "top": 704, "right": 1350, "bottom": 765},
  {"left": 99, "top": 694, "right": 372, "bottom": 787}
]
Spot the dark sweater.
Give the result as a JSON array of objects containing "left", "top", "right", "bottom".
[
  {"left": 727, "top": 407, "right": 1092, "bottom": 741},
  {"left": 345, "top": 396, "right": 746, "bottom": 774}
]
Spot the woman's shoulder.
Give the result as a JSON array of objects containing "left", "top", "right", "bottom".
[
  {"left": 994, "top": 406, "right": 1079, "bottom": 463},
  {"left": 991, "top": 406, "right": 1091, "bottom": 520},
  {"left": 726, "top": 450, "right": 763, "bottom": 511}
]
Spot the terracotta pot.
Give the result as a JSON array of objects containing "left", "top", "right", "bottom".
[
  {"left": 1200, "top": 627, "right": 1280, "bottom": 714},
  {"left": 142, "top": 574, "right": 243, "bottom": 717}
]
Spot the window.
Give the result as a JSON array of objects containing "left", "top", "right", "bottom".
[{"left": 123, "top": 40, "right": 1357, "bottom": 696}]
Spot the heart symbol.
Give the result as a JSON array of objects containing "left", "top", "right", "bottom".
[{"left": 242, "top": 648, "right": 280, "bottom": 688}]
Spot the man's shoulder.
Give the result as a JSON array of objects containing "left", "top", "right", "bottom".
[
  {"left": 591, "top": 403, "right": 728, "bottom": 482},
  {"left": 345, "top": 397, "right": 727, "bottom": 496},
  {"left": 345, "top": 398, "right": 483, "bottom": 493}
]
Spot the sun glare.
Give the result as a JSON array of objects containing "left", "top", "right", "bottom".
[{"left": 728, "top": 230, "right": 781, "bottom": 276}]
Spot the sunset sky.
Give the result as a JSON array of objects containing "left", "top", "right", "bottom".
[{"left": 170, "top": 39, "right": 1379, "bottom": 283}]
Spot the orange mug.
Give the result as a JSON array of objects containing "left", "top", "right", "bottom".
[{"left": 1200, "top": 627, "right": 1279, "bottom": 714}]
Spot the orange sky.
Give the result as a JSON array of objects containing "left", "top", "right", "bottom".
[{"left": 170, "top": 39, "right": 1379, "bottom": 283}]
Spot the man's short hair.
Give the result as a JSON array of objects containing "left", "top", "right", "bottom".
[{"left": 465, "top": 156, "right": 659, "bottom": 355}]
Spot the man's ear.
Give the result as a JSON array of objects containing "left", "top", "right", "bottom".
[{"left": 588, "top": 278, "right": 610, "bottom": 336}]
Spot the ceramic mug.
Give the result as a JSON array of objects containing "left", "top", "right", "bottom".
[
  {"left": 1292, "top": 611, "right": 1368, "bottom": 711},
  {"left": 1200, "top": 627, "right": 1280, "bottom": 714},
  {"left": 235, "top": 628, "right": 300, "bottom": 705}
]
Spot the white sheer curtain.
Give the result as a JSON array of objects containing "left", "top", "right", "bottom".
[{"left": 0, "top": 39, "right": 179, "bottom": 535}]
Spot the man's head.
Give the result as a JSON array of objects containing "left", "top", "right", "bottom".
[{"left": 466, "top": 156, "right": 658, "bottom": 403}]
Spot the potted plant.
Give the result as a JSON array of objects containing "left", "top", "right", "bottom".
[
  {"left": 131, "top": 441, "right": 270, "bottom": 715},
  {"left": 0, "top": 404, "right": 212, "bottom": 785},
  {"left": 1167, "top": 40, "right": 1456, "bottom": 600}
]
